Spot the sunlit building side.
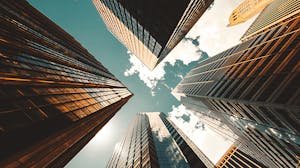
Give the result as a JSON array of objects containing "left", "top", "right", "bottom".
[
  {"left": 107, "top": 112, "right": 213, "bottom": 168},
  {"left": 241, "top": 0, "right": 300, "bottom": 40},
  {"left": 92, "top": 0, "right": 213, "bottom": 70},
  {"left": 216, "top": 145, "right": 266, "bottom": 168},
  {"left": 173, "top": 0, "right": 300, "bottom": 167},
  {"left": 229, "top": 0, "right": 273, "bottom": 26},
  {"left": 0, "top": 1, "right": 132, "bottom": 167}
]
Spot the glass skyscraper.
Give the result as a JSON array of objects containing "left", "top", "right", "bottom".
[
  {"left": 0, "top": 1, "right": 132, "bottom": 167},
  {"left": 216, "top": 145, "right": 266, "bottom": 168},
  {"left": 93, "top": 0, "right": 214, "bottom": 70},
  {"left": 173, "top": 0, "right": 300, "bottom": 167},
  {"left": 241, "top": 0, "right": 300, "bottom": 41},
  {"left": 107, "top": 112, "right": 213, "bottom": 168}
]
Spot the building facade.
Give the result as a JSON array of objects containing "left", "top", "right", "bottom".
[
  {"left": 229, "top": 0, "right": 273, "bottom": 26},
  {"left": 241, "top": 0, "right": 300, "bottom": 40},
  {"left": 215, "top": 145, "right": 266, "bottom": 168},
  {"left": 107, "top": 112, "right": 213, "bottom": 168},
  {"left": 93, "top": 0, "right": 213, "bottom": 70},
  {"left": 173, "top": 0, "right": 300, "bottom": 167},
  {"left": 174, "top": 96, "right": 276, "bottom": 167},
  {"left": 0, "top": 1, "right": 132, "bottom": 167}
]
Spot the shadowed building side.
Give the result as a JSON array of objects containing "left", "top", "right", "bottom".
[
  {"left": 93, "top": 0, "right": 213, "bottom": 70},
  {"left": 0, "top": 0, "right": 132, "bottom": 167}
]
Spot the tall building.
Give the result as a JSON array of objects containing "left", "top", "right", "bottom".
[
  {"left": 172, "top": 95, "right": 276, "bottom": 167},
  {"left": 107, "top": 112, "right": 213, "bottom": 168},
  {"left": 0, "top": 1, "right": 132, "bottom": 167},
  {"left": 241, "top": 0, "right": 300, "bottom": 40},
  {"left": 228, "top": 0, "right": 273, "bottom": 26},
  {"left": 173, "top": 0, "right": 300, "bottom": 167},
  {"left": 93, "top": 0, "right": 213, "bottom": 70},
  {"left": 173, "top": 95, "right": 239, "bottom": 143},
  {"left": 215, "top": 145, "right": 266, "bottom": 168}
]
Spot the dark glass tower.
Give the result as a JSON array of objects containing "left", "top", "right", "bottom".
[
  {"left": 93, "top": 0, "right": 214, "bottom": 70},
  {"left": 107, "top": 112, "right": 213, "bottom": 168},
  {"left": 0, "top": 1, "right": 132, "bottom": 167},
  {"left": 173, "top": 0, "right": 300, "bottom": 167}
]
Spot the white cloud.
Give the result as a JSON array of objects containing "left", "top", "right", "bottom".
[
  {"left": 163, "top": 39, "right": 203, "bottom": 66},
  {"left": 124, "top": 51, "right": 166, "bottom": 89},
  {"left": 124, "top": 0, "right": 257, "bottom": 90},
  {"left": 188, "top": 0, "right": 257, "bottom": 56},
  {"left": 124, "top": 36, "right": 203, "bottom": 89},
  {"left": 150, "top": 90, "right": 156, "bottom": 97},
  {"left": 161, "top": 82, "right": 172, "bottom": 90},
  {"left": 168, "top": 104, "right": 233, "bottom": 164}
]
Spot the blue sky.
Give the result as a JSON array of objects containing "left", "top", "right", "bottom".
[{"left": 28, "top": 0, "right": 256, "bottom": 167}]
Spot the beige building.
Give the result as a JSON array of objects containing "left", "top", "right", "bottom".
[{"left": 229, "top": 0, "right": 274, "bottom": 26}]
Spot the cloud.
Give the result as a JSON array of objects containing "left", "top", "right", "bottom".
[
  {"left": 124, "top": 0, "right": 256, "bottom": 90},
  {"left": 187, "top": 0, "right": 257, "bottom": 56},
  {"left": 180, "top": 113, "right": 191, "bottom": 123},
  {"left": 124, "top": 51, "right": 166, "bottom": 89},
  {"left": 183, "top": 35, "right": 200, "bottom": 46},
  {"left": 168, "top": 104, "right": 205, "bottom": 133},
  {"left": 163, "top": 36, "right": 203, "bottom": 66},
  {"left": 161, "top": 82, "right": 172, "bottom": 90},
  {"left": 150, "top": 90, "right": 156, "bottom": 97},
  {"left": 195, "top": 121, "right": 205, "bottom": 130},
  {"left": 168, "top": 104, "right": 233, "bottom": 164},
  {"left": 124, "top": 35, "right": 204, "bottom": 89}
]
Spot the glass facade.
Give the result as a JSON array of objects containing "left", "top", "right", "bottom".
[
  {"left": 159, "top": 113, "right": 214, "bottom": 168},
  {"left": 216, "top": 145, "right": 266, "bottom": 168},
  {"left": 173, "top": 0, "right": 300, "bottom": 167},
  {"left": 107, "top": 113, "right": 159, "bottom": 168},
  {"left": 107, "top": 112, "right": 211, "bottom": 168},
  {"left": 93, "top": 0, "right": 213, "bottom": 69},
  {"left": 0, "top": 1, "right": 132, "bottom": 167},
  {"left": 241, "top": 0, "right": 300, "bottom": 40}
]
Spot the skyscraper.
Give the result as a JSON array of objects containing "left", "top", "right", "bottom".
[
  {"left": 171, "top": 95, "right": 276, "bottom": 167},
  {"left": 107, "top": 112, "right": 213, "bottom": 168},
  {"left": 228, "top": 0, "right": 273, "bottom": 26},
  {"left": 173, "top": 0, "right": 300, "bottom": 167},
  {"left": 0, "top": 1, "right": 132, "bottom": 167},
  {"left": 241, "top": 0, "right": 300, "bottom": 40},
  {"left": 173, "top": 96, "right": 239, "bottom": 143},
  {"left": 93, "top": 0, "right": 214, "bottom": 70},
  {"left": 215, "top": 145, "right": 266, "bottom": 168}
]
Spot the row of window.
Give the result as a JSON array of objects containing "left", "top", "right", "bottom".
[
  {"left": 244, "top": 127, "right": 298, "bottom": 167},
  {"left": 2, "top": 11, "right": 115, "bottom": 80},
  {"left": 100, "top": 0, "right": 162, "bottom": 57}
]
